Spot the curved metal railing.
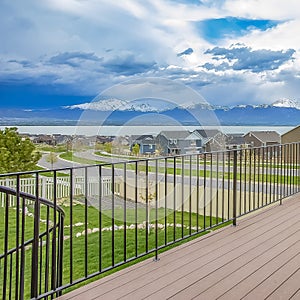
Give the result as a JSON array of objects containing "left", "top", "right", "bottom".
[{"left": 0, "top": 185, "right": 65, "bottom": 300}]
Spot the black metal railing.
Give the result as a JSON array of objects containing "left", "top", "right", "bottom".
[
  {"left": 0, "top": 185, "right": 65, "bottom": 300},
  {"left": 0, "top": 143, "right": 299, "bottom": 299}
]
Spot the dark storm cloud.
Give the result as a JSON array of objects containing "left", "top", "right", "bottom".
[
  {"left": 102, "top": 55, "right": 158, "bottom": 75},
  {"left": 49, "top": 52, "right": 102, "bottom": 67},
  {"left": 177, "top": 48, "right": 194, "bottom": 57},
  {"left": 204, "top": 46, "right": 295, "bottom": 72}
]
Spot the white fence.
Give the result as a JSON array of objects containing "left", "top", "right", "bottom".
[{"left": 0, "top": 176, "right": 114, "bottom": 207}]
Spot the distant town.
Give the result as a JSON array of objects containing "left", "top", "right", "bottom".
[{"left": 22, "top": 124, "right": 300, "bottom": 156}]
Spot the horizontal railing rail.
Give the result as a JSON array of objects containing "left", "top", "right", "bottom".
[{"left": 0, "top": 142, "right": 299, "bottom": 299}]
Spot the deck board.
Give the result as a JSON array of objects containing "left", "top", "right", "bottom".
[{"left": 58, "top": 194, "right": 300, "bottom": 300}]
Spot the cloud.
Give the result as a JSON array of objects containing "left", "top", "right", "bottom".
[
  {"left": 7, "top": 59, "right": 34, "bottom": 68},
  {"left": 97, "top": 77, "right": 208, "bottom": 107},
  {"left": 202, "top": 62, "right": 230, "bottom": 71},
  {"left": 1, "top": 0, "right": 300, "bottom": 108},
  {"left": 204, "top": 45, "right": 295, "bottom": 72},
  {"left": 48, "top": 52, "right": 102, "bottom": 67},
  {"left": 223, "top": 0, "right": 300, "bottom": 19},
  {"left": 102, "top": 55, "right": 158, "bottom": 75},
  {"left": 177, "top": 48, "right": 194, "bottom": 57},
  {"left": 168, "top": 0, "right": 204, "bottom": 5}
]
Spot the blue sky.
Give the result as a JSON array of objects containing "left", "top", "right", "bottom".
[{"left": 1, "top": 0, "right": 300, "bottom": 108}]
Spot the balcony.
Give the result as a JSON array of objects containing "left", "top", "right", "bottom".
[
  {"left": 58, "top": 193, "right": 300, "bottom": 299},
  {"left": 0, "top": 143, "right": 299, "bottom": 299}
]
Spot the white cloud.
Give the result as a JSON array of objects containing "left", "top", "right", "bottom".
[
  {"left": 1, "top": 0, "right": 300, "bottom": 107},
  {"left": 234, "top": 20, "right": 300, "bottom": 51},
  {"left": 223, "top": 0, "right": 300, "bottom": 19}
]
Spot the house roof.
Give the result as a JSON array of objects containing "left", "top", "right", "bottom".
[
  {"left": 281, "top": 125, "right": 300, "bottom": 137},
  {"left": 130, "top": 135, "right": 155, "bottom": 144},
  {"left": 159, "top": 131, "right": 191, "bottom": 139},
  {"left": 186, "top": 132, "right": 202, "bottom": 140},
  {"left": 245, "top": 131, "right": 280, "bottom": 143},
  {"left": 226, "top": 133, "right": 245, "bottom": 145},
  {"left": 133, "top": 134, "right": 154, "bottom": 141},
  {"left": 193, "top": 129, "right": 224, "bottom": 138},
  {"left": 34, "top": 135, "right": 55, "bottom": 141}
]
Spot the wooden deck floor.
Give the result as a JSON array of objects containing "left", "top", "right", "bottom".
[{"left": 58, "top": 194, "right": 300, "bottom": 300}]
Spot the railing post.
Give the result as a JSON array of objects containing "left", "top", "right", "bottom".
[
  {"left": 233, "top": 149, "right": 238, "bottom": 226},
  {"left": 154, "top": 159, "right": 159, "bottom": 262},
  {"left": 31, "top": 174, "right": 40, "bottom": 299},
  {"left": 57, "top": 214, "right": 64, "bottom": 297}
]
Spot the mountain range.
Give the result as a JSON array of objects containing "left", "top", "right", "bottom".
[{"left": 1, "top": 98, "right": 300, "bottom": 126}]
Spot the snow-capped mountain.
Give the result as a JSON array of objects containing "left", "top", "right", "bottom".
[
  {"left": 67, "top": 98, "right": 300, "bottom": 113},
  {"left": 66, "top": 97, "right": 226, "bottom": 112},
  {"left": 66, "top": 98, "right": 176, "bottom": 112},
  {"left": 2, "top": 98, "right": 300, "bottom": 126},
  {"left": 67, "top": 98, "right": 129, "bottom": 111},
  {"left": 178, "top": 102, "right": 214, "bottom": 110},
  {"left": 271, "top": 98, "right": 300, "bottom": 110}
]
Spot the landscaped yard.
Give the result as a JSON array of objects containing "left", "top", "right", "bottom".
[{"left": 0, "top": 199, "right": 223, "bottom": 299}]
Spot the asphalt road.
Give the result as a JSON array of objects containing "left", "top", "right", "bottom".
[
  {"left": 74, "top": 150, "right": 299, "bottom": 177},
  {"left": 37, "top": 152, "right": 295, "bottom": 195}
]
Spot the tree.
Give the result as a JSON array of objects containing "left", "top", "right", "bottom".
[
  {"left": 155, "top": 144, "right": 164, "bottom": 156},
  {"left": 0, "top": 127, "right": 41, "bottom": 173},
  {"left": 104, "top": 142, "right": 112, "bottom": 154},
  {"left": 66, "top": 139, "right": 73, "bottom": 152},
  {"left": 140, "top": 181, "right": 156, "bottom": 234},
  {"left": 46, "top": 152, "right": 58, "bottom": 169},
  {"left": 132, "top": 144, "right": 140, "bottom": 156}
]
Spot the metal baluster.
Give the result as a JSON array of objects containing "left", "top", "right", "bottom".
[
  {"left": 112, "top": 165, "right": 115, "bottom": 267},
  {"left": 124, "top": 163, "right": 127, "bottom": 261},
  {"left": 31, "top": 172, "right": 40, "bottom": 298},
  {"left": 15, "top": 175, "right": 20, "bottom": 300},
  {"left": 99, "top": 166, "right": 102, "bottom": 271}
]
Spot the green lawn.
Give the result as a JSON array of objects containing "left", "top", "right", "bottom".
[
  {"left": 0, "top": 201, "right": 224, "bottom": 299},
  {"left": 60, "top": 151, "right": 300, "bottom": 186}
]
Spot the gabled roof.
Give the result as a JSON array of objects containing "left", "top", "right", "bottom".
[
  {"left": 130, "top": 134, "right": 155, "bottom": 144},
  {"left": 186, "top": 132, "right": 202, "bottom": 140},
  {"left": 244, "top": 131, "right": 280, "bottom": 143},
  {"left": 159, "top": 131, "right": 191, "bottom": 140},
  {"left": 281, "top": 125, "right": 300, "bottom": 137},
  {"left": 193, "top": 129, "right": 225, "bottom": 138},
  {"left": 135, "top": 135, "right": 154, "bottom": 141},
  {"left": 226, "top": 133, "right": 245, "bottom": 145}
]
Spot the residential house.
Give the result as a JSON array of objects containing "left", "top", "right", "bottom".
[
  {"left": 281, "top": 125, "right": 300, "bottom": 144},
  {"left": 281, "top": 125, "right": 300, "bottom": 163},
  {"left": 244, "top": 131, "right": 281, "bottom": 147},
  {"left": 71, "top": 135, "right": 97, "bottom": 148},
  {"left": 193, "top": 129, "right": 227, "bottom": 152},
  {"left": 96, "top": 136, "right": 115, "bottom": 144},
  {"left": 244, "top": 131, "right": 281, "bottom": 158},
  {"left": 226, "top": 133, "right": 247, "bottom": 149},
  {"left": 112, "top": 136, "right": 129, "bottom": 146},
  {"left": 156, "top": 131, "right": 201, "bottom": 155},
  {"left": 52, "top": 134, "right": 70, "bottom": 145},
  {"left": 130, "top": 135, "right": 156, "bottom": 155},
  {"left": 33, "top": 134, "right": 56, "bottom": 146}
]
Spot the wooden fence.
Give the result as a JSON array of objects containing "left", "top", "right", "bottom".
[{"left": 0, "top": 176, "right": 113, "bottom": 207}]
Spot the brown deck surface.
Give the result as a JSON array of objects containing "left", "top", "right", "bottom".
[{"left": 58, "top": 194, "right": 300, "bottom": 300}]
